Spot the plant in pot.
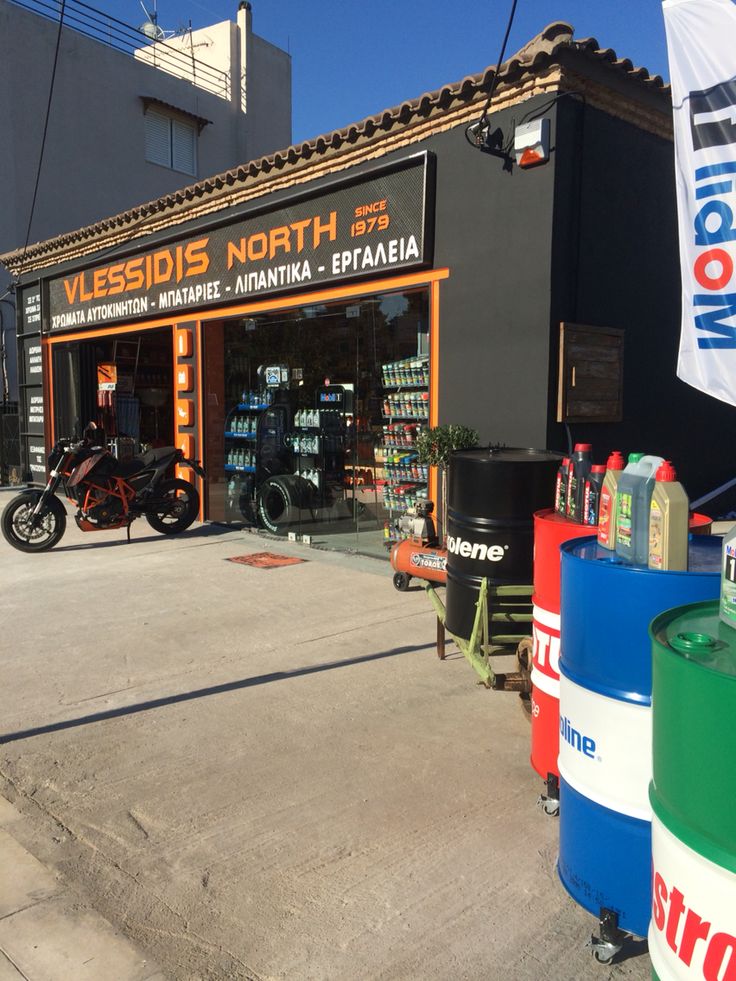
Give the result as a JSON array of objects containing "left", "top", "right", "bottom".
[{"left": 416, "top": 424, "right": 479, "bottom": 542}]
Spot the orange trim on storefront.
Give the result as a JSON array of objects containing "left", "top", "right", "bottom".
[
  {"left": 195, "top": 320, "right": 204, "bottom": 521},
  {"left": 43, "top": 268, "right": 450, "bottom": 345},
  {"left": 41, "top": 266, "right": 450, "bottom": 525},
  {"left": 45, "top": 340, "right": 55, "bottom": 449},
  {"left": 428, "top": 278, "right": 441, "bottom": 509},
  {"left": 172, "top": 326, "right": 182, "bottom": 482}
]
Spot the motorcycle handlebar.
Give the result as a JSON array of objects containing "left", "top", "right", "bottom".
[{"left": 54, "top": 435, "right": 100, "bottom": 454}]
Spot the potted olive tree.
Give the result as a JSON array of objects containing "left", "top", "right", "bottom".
[{"left": 416, "top": 424, "right": 479, "bottom": 542}]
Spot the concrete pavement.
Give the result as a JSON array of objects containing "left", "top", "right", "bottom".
[
  {"left": 0, "top": 492, "right": 652, "bottom": 980},
  {"left": 0, "top": 794, "right": 164, "bottom": 979}
]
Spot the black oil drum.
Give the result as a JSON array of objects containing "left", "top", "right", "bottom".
[{"left": 445, "top": 447, "right": 561, "bottom": 640}]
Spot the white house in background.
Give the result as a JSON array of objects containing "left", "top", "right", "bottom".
[{"left": 0, "top": 0, "right": 291, "bottom": 399}]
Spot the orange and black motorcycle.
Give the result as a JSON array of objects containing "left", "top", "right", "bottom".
[{"left": 1, "top": 426, "right": 205, "bottom": 553}]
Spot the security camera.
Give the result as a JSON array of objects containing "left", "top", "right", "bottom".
[{"left": 467, "top": 119, "right": 491, "bottom": 146}]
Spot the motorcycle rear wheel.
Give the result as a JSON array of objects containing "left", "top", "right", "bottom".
[
  {"left": 146, "top": 478, "right": 199, "bottom": 535},
  {"left": 1, "top": 492, "right": 67, "bottom": 552}
]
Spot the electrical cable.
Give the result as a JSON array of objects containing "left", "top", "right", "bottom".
[
  {"left": 16, "top": 0, "right": 67, "bottom": 281},
  {"left": 466, "top": 0, "right": 520, "bottom": 148}
]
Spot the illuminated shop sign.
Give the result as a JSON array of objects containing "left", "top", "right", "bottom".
[{"left": 47, "top": 154, "right": 432, "bottom": 331}]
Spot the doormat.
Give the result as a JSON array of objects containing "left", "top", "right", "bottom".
[{"left": 226, "top": 552, "right": 307, "bottom": 569}]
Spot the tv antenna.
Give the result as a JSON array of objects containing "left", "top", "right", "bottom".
[{"left": 138, "top": 0, "right": 174, "bottom": 41}]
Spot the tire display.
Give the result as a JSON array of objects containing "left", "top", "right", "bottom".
[{"left": 257, "top": 474, "right": 314, "bottom": 534}]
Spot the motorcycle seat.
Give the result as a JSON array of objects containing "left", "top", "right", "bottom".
[{"left": 113, "top": 447, "right": 176, "bottom": 477}]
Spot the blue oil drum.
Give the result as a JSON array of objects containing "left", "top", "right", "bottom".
[{"left": 557, "top": 535, "right": 721, "bottom": 937}]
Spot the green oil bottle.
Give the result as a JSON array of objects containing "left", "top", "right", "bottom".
[{"left": 720, "top": 523, "right": 736, "bottom": 629}]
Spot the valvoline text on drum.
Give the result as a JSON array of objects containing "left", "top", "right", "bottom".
[{"left": 559, "top": 715, "right": 596, "bottom": 759}]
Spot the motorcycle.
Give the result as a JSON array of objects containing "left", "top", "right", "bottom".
[{"left": 1, "top": 424, "right": 206, "bottom": 553}]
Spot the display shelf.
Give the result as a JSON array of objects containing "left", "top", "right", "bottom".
[
  {"left": 224, "top": 396, "right": 268, "bottom": 500},
  {"left": 381, "top": 355, "right": 430, "bottom": 546},
  {"left": 381, "top": 414, "right": 429, "bottom": 422},
  {"left": 382, "top": 383, "right": 429, "bottom": 391},
  {"left": 385, "top": 474, "right": 428, "bottom": 484},
  {"left": 381, "top": 356, "right": 429, "bottom": 389}
]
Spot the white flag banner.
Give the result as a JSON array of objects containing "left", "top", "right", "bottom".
[{"left": 664, "top": 0, "right": 736, "bottom": 406}]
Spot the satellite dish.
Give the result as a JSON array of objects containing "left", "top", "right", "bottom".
[
  {"left": 139, "top": 19, "right": 165, "bottom": 39},
  {"left": 138, "top": 1, "right": 172, "bottom": 41}
]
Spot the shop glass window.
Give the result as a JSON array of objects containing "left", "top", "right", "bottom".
[
  {"left": 51, "top": 329, "right": 174, "bottom": 455},
  {"left": 202, "top": 287, "right": 430, "bottom": 560},
  {"left": 145, "top": 109, "right": 197, "bottom": 176}
]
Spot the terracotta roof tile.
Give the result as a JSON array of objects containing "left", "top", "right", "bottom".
[{"left": 1, "top": 20, "right": 670, "bottom": 274}]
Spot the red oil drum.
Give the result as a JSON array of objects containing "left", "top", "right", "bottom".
[
  {"left": 531, "top": 595, "right": 561, "bottom": 776},
  {"left": 689, "top": 511, "right": 712, "bottom": 535},
  {"left": 531, "top": 509, "right": 588, "bottom": 786}
]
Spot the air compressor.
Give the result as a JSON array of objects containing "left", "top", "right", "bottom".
[{"left": 389, "top": 500, "right": 447, "bottom": 590}]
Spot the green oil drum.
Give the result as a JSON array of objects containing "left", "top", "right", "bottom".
[{"left": 649, "top": 600, "right": 736, "bottom": 981}]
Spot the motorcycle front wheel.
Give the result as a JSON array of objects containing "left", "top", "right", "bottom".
[
  {"left": 1, "top": 492, "right": 67, "bottom": 552},
  {"left": 146, "top": 478, "right": 200, "bottom": 535}
]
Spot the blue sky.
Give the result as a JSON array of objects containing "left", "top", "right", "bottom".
[{"left": 117, "top": 0, "right": 671, "bottom": 145}]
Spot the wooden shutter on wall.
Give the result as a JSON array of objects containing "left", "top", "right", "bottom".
[
  {"left": 145, "top": 109, "right": 171, "bottom": 167},
  {"left": 557, "top": 322, "right": 625, "bottom": 424},
  {"left": 171, "top": 119, "right": 196, "bottom": 176}
]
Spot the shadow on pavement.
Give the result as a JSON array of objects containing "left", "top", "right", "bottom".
[
  {"left": 0, "top": 642, "right": 434, "bottom": 745},
  {"left": 46, "top": 523, "right": 239, "bottom": 552}
]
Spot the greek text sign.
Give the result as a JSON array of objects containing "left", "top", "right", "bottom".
[{"left": 48, "top": 155, "right": 431, "bottom": 331}]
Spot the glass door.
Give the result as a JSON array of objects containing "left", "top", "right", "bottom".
[{"left": 202, "top": 286, "right": 430, "bottom": 559}]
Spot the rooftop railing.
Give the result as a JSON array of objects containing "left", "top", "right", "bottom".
[{"left": 8, "top": 0, "right": 231, "bottom": 99}]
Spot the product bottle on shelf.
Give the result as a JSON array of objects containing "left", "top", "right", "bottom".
[
  {"left": 555, "top": 457, "right": 570, "bottom": 514},
  {"left": 721, "top": 525, "right": 736, "bottom": 628},
  {"left": 631, "top": 454, "right": 666, "bottom": 564},
  {"left": 648, "top": 461, "right": 689, "bottom": 571},
  {"left": 612, "top": 452, "right": 645, "bottom": 559},
  {"left": 614, "top": 453, "right": 662, "bottom": 564},
  {"left": 227, "top": 478, "right": 237, "bottom": 510},
  {"left": 583, "top": 465, "right": 606, "bottom": 526},
  {"left": 597, "top": 450, "right": 625, "bottom": 549},
  {"left": 566, "top": 443, "right": 592, "bottom": 521}
]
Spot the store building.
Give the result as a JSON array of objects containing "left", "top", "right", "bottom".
[
  {"left": 4, "top": 21, "right": 734, "bottom": 559},
  {"left": 0, "top": 0, "right": 291, "bottom": 400}
]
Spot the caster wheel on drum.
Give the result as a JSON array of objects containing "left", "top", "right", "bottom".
[
  {"left": 538, "top": 796, "right": 560, "bottom": 817},
  {"left": 590, "top": 939, "right": 620, "bottom": 964},
  {"left": 588, "top": 908, "right": 625, "bottom": 965},
  {"left": 393, "top": 572, "right": 411, "bottom": 591}
]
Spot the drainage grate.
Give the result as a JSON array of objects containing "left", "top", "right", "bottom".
[{"left": 226, "top": 552, "right": 307, "bottom": 569}]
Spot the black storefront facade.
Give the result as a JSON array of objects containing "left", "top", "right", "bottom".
[{"left": 8, "top": 22, "right": 736, "bottom": 558}]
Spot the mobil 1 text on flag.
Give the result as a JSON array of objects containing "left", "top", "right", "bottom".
[{"left": 664, "top": 0, "right": 736, "bottom": 406}]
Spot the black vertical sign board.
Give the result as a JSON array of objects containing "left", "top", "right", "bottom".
[{"left": 17, "top": 285, "right": 46, "bottom": 482}]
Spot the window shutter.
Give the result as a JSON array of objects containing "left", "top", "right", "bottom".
[
  {"left": 171, "top": 119, "right": 196, "bottom": 176},
  {"left": 145, "top": 110, "right": 171, "bottom": 167}
]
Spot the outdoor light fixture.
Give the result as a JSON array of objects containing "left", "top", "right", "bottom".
[{"left": 514, "top": 118, "right": 550, "bottom": 168}]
